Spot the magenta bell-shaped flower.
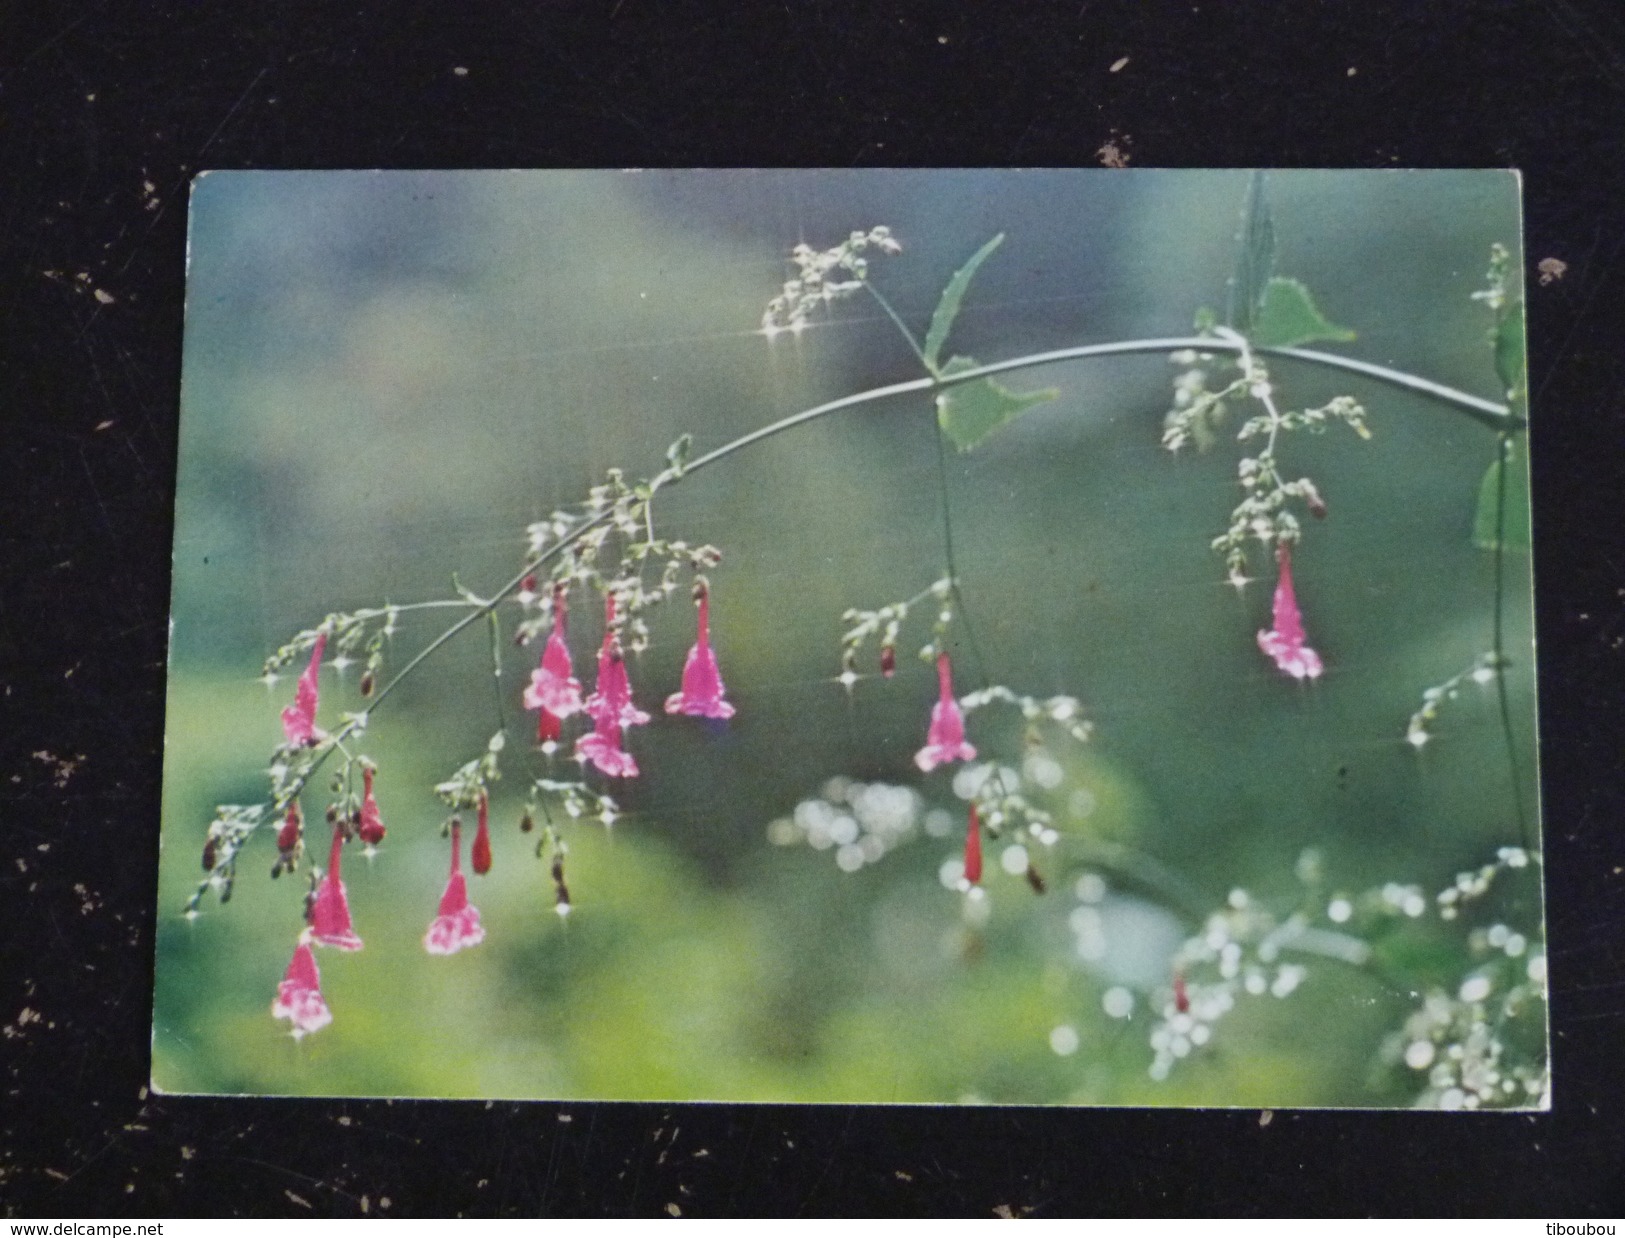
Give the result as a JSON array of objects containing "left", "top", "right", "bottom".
[
  {"left": 915, "top": 652, "right": 977, "bottom": 772},
  {"left": 1257, "top": 543, "right": 1324, "bottom": 680},
  {"left": 665, "top": 586, "right": 735, "bottom": 720}
]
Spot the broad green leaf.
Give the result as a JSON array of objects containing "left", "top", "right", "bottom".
[
  {"left": 1494, "top": 297, "right": 1527, "bottom": 409},
  {"left": 1228, "top": 171, "right": 1275, "bottom": 334},
  {"left": 1472, "top": 438, "right": 1531, "bottom": 551},
  {"left": 935, "top": 355, "right": 1059, "bottom": 452},
  {"left": 1249, "top": 277, "right": 1356, "bottom": 349},
  {"left": 923, "top": 234, "right": 1005, "bottom": 373}
]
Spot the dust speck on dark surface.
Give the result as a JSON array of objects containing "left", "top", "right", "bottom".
[{"left": 3, "top": 0, "right": 1625, "bottom": 1218}]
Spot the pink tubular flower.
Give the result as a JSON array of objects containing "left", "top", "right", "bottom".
[
  {"left": 1257, "top": 543, "right": 1324, "bottom": 680},
  {"left": 584, "top": 597, "right": 650, "bottom": 730},
  {"left": 523, "top": 592, "right": 584, "bottom": 744},
  {"left": 271, "top": 935, "right": 333, "bottom": 1037},
  {"left": 425, "top": 819, "right": 485, "bottom": 955},
  {"left": 309, "top": 823, "right": 363, "bottom": 951},
  {"left": 915, "top": 652, "right": 977, "bottom": 772},
  {"left": 665, "top": 585, "right": 735, "bottom": 720},
  {"left": 281, "top": 632, "right": 327, "bottom": 747},
  {"left": 576, "top": 710, "right": 639, "bottom": 778}
]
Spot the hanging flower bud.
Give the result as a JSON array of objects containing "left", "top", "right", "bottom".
[
  {"left": 201, "top": 836, "right": 218, "bottom": 872},
  {"left": 521, "top": 573, "right": 538, "bottom": 595},
  {"left": 1303, "top": 480, "right": 1328, "bottom": 520},
  {"left": 278, "top": 802, "right": 303, "bottom": 853},
  {"left": 280, "top": 632, "right": 327, "bottom": 747},
  {"left": 359, "top": 670, "right": 375, "bottom": 697},
  {"left": 357, "top": 766, "right": 386, "bottom": 845},
  {"left": 963, "top": 803, "right": 984, "bottom": 885},
  {"left": 1025, "top": 861, "right": 1047, "bottom": 895},
  {"left": 915, "top": 653, "right": 977, "bottom": 772},
  {"left": 880, "top": 644, "right": 897, "bottom": 678},
  {"left": 664, "top": 582, "right": 735, "bottom": 719},
  {"left": 1173, "top": 969, "right": 1190, "bottom": 1015},
  {"left": 472, "top": 792, "right": 493, "bottom": 876},
  {"left": 552, "top": 854, "right": 572, "bottom": 917},
  {"left": 519, "top": 810, "right": 535, "bottom": 834}
]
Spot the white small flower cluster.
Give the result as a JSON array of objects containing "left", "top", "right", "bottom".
[
  {"left": 957, "top": 686, "right": 1093, "bottom": 746},
  {"left": 1162, "top": 350, "right": 1240, "bottom": 454},
  {"left": 1406, "top": 651, "right": 1502, "bottom": 749},
  {"left": 1386, "top": 959, "right": 1548, "bottom": 1110},
  {"left": 761, "top": 226, "right": 902, "bottom": 337},
  {"left": 1145, "top": 889, "right": 1326, "bottom": 1081},
  {"left": 951, "top": 760, "right": 1063, "bottom": 849},
  {"left": 1436, "top": 846, "right": 1535, "bottom": 921},
  {"left": 767, "top": 777, "right": 923, "bottom": 873}
]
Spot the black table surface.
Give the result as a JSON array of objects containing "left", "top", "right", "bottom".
[{"left": 3, "top": 0, "right": 1624, "bottom": 1217}]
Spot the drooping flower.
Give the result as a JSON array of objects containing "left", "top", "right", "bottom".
[
  {"left": 308, "top": 823, "right": 363, "bottom": 951},
  {"left": 576, "top": 709, "right": 639, "bottom": 778},
  {"left": 963, "top": 802, "right": 983, "bottom": 885},
  {"left": 524, "top": 590, "right": 584, "bottom": 746},
  {"left": 584, "top": 597, "right": 650, "bottom": 730},
  {"left": 1256, "top": 543, "right": 1323, "bottom": 680},
  {"left": 575, "top": 596, "right": 646, "bottom": 777},
  {"left": 425, "top": 818, "right": 485, "bottom": 955},
  {"left": 665, "top": 585, "right": 735, "bottom": 720},
  {"left": 280, "top": 632, "right": 327, "bottom": 747},
  {"left": 271, "top": 935, "right": 333, "bottom": 1037},
  {"left": 915, "top": 652, "right": 977, "bottom": 772},
  {"left": 471, "top": 792, "right": 492, "bottom": 876},
  {"left": 357, "top": 766, "right": 386, "bottom": 846}
]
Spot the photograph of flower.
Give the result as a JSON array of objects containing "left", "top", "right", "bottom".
[{"left": 154, "top": 169, "right": 1544, "bottom": 1107}]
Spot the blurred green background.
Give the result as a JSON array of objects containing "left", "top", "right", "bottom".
[{"left": 154, "top": 169, "right": 1537, "bottom": 1104}]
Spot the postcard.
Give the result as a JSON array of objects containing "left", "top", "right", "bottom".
[{"left": 154, "top": 169, "right": 1544, "bottom": 1107}]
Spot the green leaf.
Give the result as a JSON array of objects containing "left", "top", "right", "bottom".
[
  {"left": 1494, "top": 298, "right": 1527, "bottom": 409},
  {"left": 924, "top": 234, "right": 1004, "bottom": 373},
  {"left": 1229, "top": 171, "right": 1275, "bottom": 334},
  {"left": 1472, "top": 437, "right": 1531, "bottom": 552},
  {"left": 1250, "top": 277, "right": 1357, "bottom": 349},
  {"left": 935, "top": 355, "right": 1059, "bottom": 452}
]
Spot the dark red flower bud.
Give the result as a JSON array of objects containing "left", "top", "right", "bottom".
[
  {"left": 880, "top": 645, "right": 896, "bottom": 678},
  {"left": 520, "top": 811, "right": 535, "bottom": 834},
  {"left": 357, "top": 765, "right": 386, "bottom": 845},
  {"left": 1173, "top": 970, "right": 1190, "bottom": 1015},
  {"left": 471, "top": 793, "right": 492, "bottom": 876},
  {"left": 1025, "top": 862, "right": 1047, "bottom": 895},
  {"left": 277, "top": 803, "right": 303, "bottom": 854},
  {"left": 521, "top": 574, "right": 539, "bottom": 594},
  {"left": 963, "top": 803, "right": 983, "bottom": 885},
  {"left": 551, "top": 855, "right": 571, "bottom": 910},
  {"left": 359, "top": 671, "right": 375, "bottom": 697},
  {"left": 202, "top": 838, "right": 218, "bottom": 872}
]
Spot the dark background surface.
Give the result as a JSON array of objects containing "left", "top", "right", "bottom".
[{"left": 2, "top": 0, "right": 1623, "bottom": 1217}]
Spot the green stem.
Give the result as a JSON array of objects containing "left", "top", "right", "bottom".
[
  {"left": 1490, "top": 431, "right": 1533, "bottom": 851},
  {"left": 863, "top": 283, "right": 932, "bottom": 371}
]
